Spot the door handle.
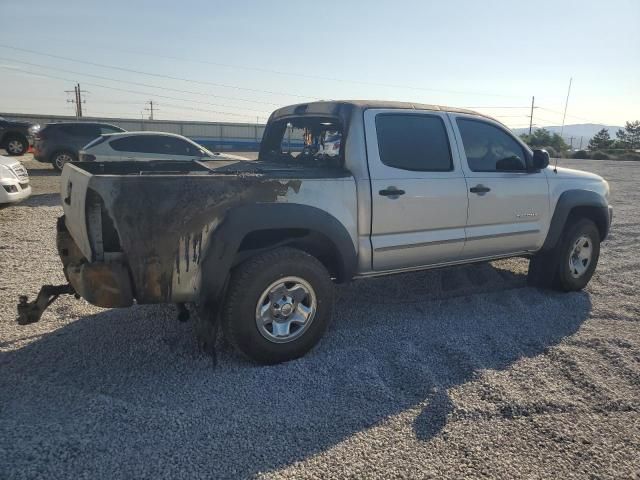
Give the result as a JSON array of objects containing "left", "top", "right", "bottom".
[
  {"left": 470, "top": 184, "right": 491, "bottom": 195},
  {"left": 379, "top": 186, "right": 405, "bottom": 199}
]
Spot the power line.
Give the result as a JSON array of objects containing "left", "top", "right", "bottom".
[
  {"left": 0, "top": 44, "right": 313, "bottom": 100},
  {"left": 0, "top": 65, "right": 271, "bottom": 120},
  {"left": 0, "top": 43, "right": 531, "bottom": 100},
  {"left": 0, "top": 63, "right": 266, "bottom": 117},
  {"left": 0, "top": 56, "right": 278, "bottom": 109},
  {"left": 537, "top": 106, "right": 607, "bottom": 125}
]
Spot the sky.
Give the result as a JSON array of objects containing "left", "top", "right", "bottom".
[{"left": 0, "top": 0, "right": 638, "bottom": 128}]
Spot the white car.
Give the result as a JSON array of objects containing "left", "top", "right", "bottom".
[
  {"left": 318, "top": 133, "right": 341, "bottom": 157},
  {"left": 0, "top": 155, "right": 31, "bottom": 204},
  {"left": 79, "top": 132, "right": 247, "bottom": 162}
]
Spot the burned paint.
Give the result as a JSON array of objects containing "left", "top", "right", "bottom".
[
  {"left": 192, "top": 232, "right": 202, "bottom": 265},
  {"left": 86, "top": 168, "right": 304, "bottom": 304}
]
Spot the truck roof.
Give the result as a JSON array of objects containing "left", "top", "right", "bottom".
[{"left": 270, "top": 100, "right": 495, "bottom": 122}]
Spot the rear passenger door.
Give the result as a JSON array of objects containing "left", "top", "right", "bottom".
[
  {"left": 365, "top": 109, "right": 469, "bottom": 271},
  {"left": 450, "top": 114, "right": 550, "bottom": 258}
]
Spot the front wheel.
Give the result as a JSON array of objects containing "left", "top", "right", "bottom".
[
  {"left": 3, "top": 135, "right": 28, "bottom": 156},
  {"left": 220, "top": 247, "right": 334, "bottom": 364},
  {"left": 529, "top": 218, "right": 600, "bottom": 291},
  {"left": 554, "top": 218, "right": 601, "bottom": 291}
]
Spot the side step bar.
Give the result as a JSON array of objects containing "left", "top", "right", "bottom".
[{"left": 17, "top": 284, "right": 76, "bottom": 325}]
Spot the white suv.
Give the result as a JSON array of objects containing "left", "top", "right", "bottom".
[{"left": 79, "top": 132, "right": 247, "bottom": 162}]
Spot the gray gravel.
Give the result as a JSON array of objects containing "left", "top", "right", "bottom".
[{"left": 1, "top": 156, "right": 639, "bottom": 479}]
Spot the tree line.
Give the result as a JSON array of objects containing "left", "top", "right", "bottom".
[
  {"left": 519, "top": 120, "right": 640, "bottom": 159},
  {"left": 587, "top": 121, "right": 640, "bottom": 151}
]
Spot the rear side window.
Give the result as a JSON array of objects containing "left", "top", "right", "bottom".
[
  {"left": 159, "top": 137, "right": 199, "bottom": 156},
  {"left": 59, "top": 124, "right": 101, "bottom": 138},
  {"left": 456, "top": 119, "right": 527, "bottom": 172},
  {"left": 100, "top": 125, "right": 124, "bottom": 134},
  {"left": 110, "top": 135, "right": 198, "bottom": 156},
  {"left": 375, "top": 114, "right": 452, "bottom": 171},
  {"left": 110, "top": 136, "right": 154, "bottom": 153}
]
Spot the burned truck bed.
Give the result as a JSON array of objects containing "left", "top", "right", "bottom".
[{"left": 58, "top": 159, "right": 355, "bottom": 308}]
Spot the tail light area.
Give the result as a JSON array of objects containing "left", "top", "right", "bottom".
[{"left": 86, "top": 188, "right": 123, "bottom": 261}]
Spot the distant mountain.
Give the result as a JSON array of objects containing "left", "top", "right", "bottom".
[{"left": 513, "top": 123, "right": 623, "bottom": 146}]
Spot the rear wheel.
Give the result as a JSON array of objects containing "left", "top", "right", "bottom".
[
  {"left": 3, "top": 135, "right": 28, "bottom": 156},
  {"left": 52, "top": 151, "right": 76, "bottom": 171},
  {"left": 221, "top": 247, "right": 333, "bottom": 364}
]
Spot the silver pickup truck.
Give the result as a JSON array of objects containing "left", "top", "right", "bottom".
[{"left": 18, "top": 100, "right": 613, "bottom": 364}]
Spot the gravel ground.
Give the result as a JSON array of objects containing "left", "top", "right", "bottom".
[{"left": 1, "top": 155, "right": 638, "bottom": 479}]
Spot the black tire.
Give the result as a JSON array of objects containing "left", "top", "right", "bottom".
[
  {"left": 554, "top": 218, "right": 600, "bottom": 291},
  {"left": 529, "top": 218, "right": 600, "bottom": 292},
  {"left": 3, "top": 134, "right": 28, "bottom": 156},
  {"left": 51, "top": 150, "right": 77, "bottom": 172},
  {"left": 221, "top": 247, "right": 334, "bottom": 364}
]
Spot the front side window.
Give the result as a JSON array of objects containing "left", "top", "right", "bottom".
[
  {"left": 456, "top": 119, "right": 527, "bottom": 172},
  {"left": 375, "top": 114, "right": 452, "bottom": 171}
]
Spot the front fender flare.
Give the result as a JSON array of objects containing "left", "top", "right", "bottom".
[{"left": 541, "top": 189, "right": 610, "bottom": 251}]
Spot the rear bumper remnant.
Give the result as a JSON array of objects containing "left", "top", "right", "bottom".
[{"left": 57, "top": 215, "right": 134, "bottom": 308}]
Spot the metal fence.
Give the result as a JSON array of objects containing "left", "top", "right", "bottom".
[{"left": 1, "top": 112, "right": 267, "bottom": 151}]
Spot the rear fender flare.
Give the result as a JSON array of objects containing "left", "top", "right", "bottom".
[{"left": 198, "top": 203, "right": 357, "bottom": 304}]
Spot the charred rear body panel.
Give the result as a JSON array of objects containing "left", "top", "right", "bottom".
[{"left": 60, "top": 160, "right": 357, "bottom": 307}]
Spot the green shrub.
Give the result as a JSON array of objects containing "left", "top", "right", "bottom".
[
  {"left": 571, "top": 150, "right": 589, "bottom": 159},
  {"left": 590, "top": 151, "right": 610, "bottom": 160},
  {"left": 543, "top": 146, "right": 558, "bottom": 158},
  {"left": 619, "top": 152, "right": 640, "bottom": 161}
]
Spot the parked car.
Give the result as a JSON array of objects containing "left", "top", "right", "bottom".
[
  {"left": 19, "top": 100, "right": 612, "bottom": 365},
  {"left": 33, "top": 122, "right": 125, "bottom": 171},
  {"left": 0, "top": 155, "right": 31, "bottom": 204},
  {"left": 318, "top": 132, "right": 342, "bottom": 157},
  {"left": 79, "top": 132, "right": 247, "bottom": 162},
  {"left": 0, "top": 116, "right": 38, "bottom": 156}
]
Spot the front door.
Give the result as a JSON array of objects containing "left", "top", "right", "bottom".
[
  {"left": 365, "top": 109, "right": 469, "bottom": 271},
  {"left": 450, "top": 114, "right": 550, "bottom": 259}
]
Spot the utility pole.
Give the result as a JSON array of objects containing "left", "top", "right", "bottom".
[
  {"left": 579, "top": 137, "right": 583, "bottom": 150},
  {"left": 65, "top": 83, "right": 87, "bottom": 118},
  {"left": 569, "top": 136, "right": 574, "bottom": 150},
  {"left": 145, "top": 100, "right": 155, "bottom": 120},
  {"left": 76, "top": 83, "right": 83, "bottom": 117},
  {"left": 528, "top": 96, "right": 535, "bottom": 135}
]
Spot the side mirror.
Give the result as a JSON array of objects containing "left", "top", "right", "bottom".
[
  {"left": 496, "top": 155, "right": 526, "bottom": 171},
  {"left": 532, "top": 149, "right": 550, "bottom": 170}
]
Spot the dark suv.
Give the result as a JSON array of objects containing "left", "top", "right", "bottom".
[
  {"left": 33, "top": 122, "right": 125, "bottom": 171},
  {"left": 0, "top": 116, "right": 37, "bottom": 156}
]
